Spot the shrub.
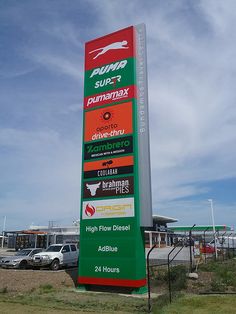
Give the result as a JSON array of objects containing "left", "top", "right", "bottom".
[
  {"left": 211, "top": 279, "right": 226, "bottom": 292},
  {"left": 168, "top": 265, "right": 187, "bottom": 291},
  {"left": 0, "top": 287, "right": 8, "bottom": 294},
  {"left": 39, "top": 284, "right": 54, "bottom": 293}
]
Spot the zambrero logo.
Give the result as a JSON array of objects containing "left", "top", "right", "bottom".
[
  {"left": 84, "top": 136, "right": 133, "bottom": 160},
  {"left": 87, "top": 138, "right": 130, "bottom": 153},
  {"left": 85, "top": 203, "right": 96, "bottom": 217}
]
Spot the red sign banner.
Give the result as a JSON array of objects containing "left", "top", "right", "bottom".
[
  {"left": 84, "top": 85, "right": 136, "bottom": 109},
  {"left": 85, "top": 26, "right": 135, "bottom": 71}
]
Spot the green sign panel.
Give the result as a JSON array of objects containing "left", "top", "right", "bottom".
[
  {"left": 78, "top": 25, "right": 151, "bottom": 289},
  {"left": 84, "top": 58, "right": 135, "bottom": 97}
]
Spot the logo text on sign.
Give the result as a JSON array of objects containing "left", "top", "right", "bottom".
[
  {"left": 84, "top": 102, "right": 133, "bottom": 142},
  {"left": 82, "top": 198, "right": 135, "bottom": 219}
]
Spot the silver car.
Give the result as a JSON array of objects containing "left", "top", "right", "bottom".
[
  {"left": 1, "top": 248, "right": 43, "bottom": 269},
  {"left": 32, "top": 244, "right": 78, "bottom": 271}
]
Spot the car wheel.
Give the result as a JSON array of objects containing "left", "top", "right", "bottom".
[
  {"left": 19, "top": 260, "right": 27, "bottom": 269},
  {"left": 50, "top": 259, "right": 60, "bottom": 271}
]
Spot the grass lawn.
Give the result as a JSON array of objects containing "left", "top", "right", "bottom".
[
  {"left": 2, "top": 292, "right": 236, "bottom": 314},
  {"left": 0, "top": 286, "right": 147, "bottom": 314},
  {"left": 153, "top": 294, "right": 236, "bottom": 314}
]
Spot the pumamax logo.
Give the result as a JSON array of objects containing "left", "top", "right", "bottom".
[
  {"left": 89, "top": 41, "right": 129, "bottom": 59},
  {"left": 84, "top": 86, "right": 135, "bottom": 109},
  {"left": 84, "top": 102, "right": 133, "bottom": 142},
  {"left": 86, "top": 88, "right": 129, "bottom": 107},
  {"left": 83, "top": 176, "right": 134, "bottom": 198},
  {"left": 82, "top": 198, "right": 135, "bottom": 219}
]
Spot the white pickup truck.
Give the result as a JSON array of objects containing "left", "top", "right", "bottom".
[{"left": 31, "top": 243, "right": 78, "bottom": 270}]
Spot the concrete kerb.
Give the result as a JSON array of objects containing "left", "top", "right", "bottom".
[{"left": 73, "top": 287, "right": 161, "bottom": 299}]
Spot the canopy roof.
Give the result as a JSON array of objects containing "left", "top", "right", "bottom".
[
  {"left": 170, "top": 225, "right": 232, "bottom": 232},
  {"left": 153, "top": 215, "right": 178, "bottom": 224},
  {"left": 4, "top": 230, "right": 48, "bottom": 235}
]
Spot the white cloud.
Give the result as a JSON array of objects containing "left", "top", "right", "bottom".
[
  {"left": 0, "top": 128, "right": 81, "bottom": 229},
  {"left": 28, "top": 52, "right": 83, "bottom": 81},
  {"left": 144, "top": 2, "right": 236, "bottom": 208}
]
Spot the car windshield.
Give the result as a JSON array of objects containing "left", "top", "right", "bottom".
[
  {"left": 46, "top": 245, "right": 62, "bottom": 252},
  {"left": 15, "top": 249, "right": 31, "bottom": 256}
]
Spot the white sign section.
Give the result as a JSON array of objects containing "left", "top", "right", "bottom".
[{"left": 82, "top": 197, "right": 135, "bottom": 220}]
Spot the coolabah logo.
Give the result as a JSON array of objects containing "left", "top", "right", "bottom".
[
  {"left": 97, "top": 167, "right": 118, "bottom": 177},
  {"left": 86, "top": 88, "right": 130, "bottom": 107},
  {"left": 89, "top": 41, "right": 129, "bottom": 59},
  {"left": 102, "top": 160, "right": 113, "bottom": 167},
  {"left": 90, "top": 60, "right": 127, "bottom": 78},
  {"left": 83, "top": 156, "right": 134, "bottom": 179}
]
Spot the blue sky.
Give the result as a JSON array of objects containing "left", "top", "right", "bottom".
[{"left": 0, "top": 0, "right": 235, "bottom": 231}]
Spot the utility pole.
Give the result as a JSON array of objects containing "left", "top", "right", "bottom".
[
  {"left": 2, "top": 216, "right": 6, "bottom": 249},
  {"left": 203, "top": 227, "right": 209, "bottom": 263},
  {"left": 208, "top": 199, "right": 218, "bottom": 259}
]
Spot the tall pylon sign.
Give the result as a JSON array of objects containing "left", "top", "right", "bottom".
[{"left": 78, "top": 24, "right": 152, "bottom": 291}]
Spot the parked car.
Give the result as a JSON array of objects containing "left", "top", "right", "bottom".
[
  {"left": 31, "top": 243, "right": 78, "bottom": 271},
  {"left": 200, "top": 244, "right": 215, "bottom": 254},
  {"left": 0, "top": 248, "right": 43, "bottom": 269}
]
